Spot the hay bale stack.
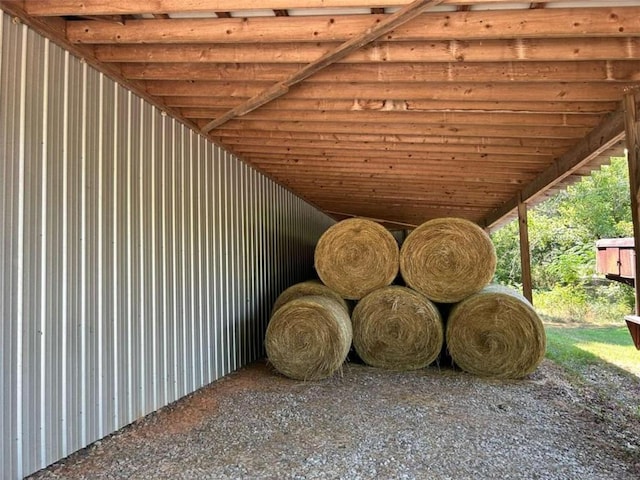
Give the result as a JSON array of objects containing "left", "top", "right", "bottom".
[
  {"left": 315, "top": 218, "right": 399, "bottom": 300},
  {"left": 265, "top": 296, "right": 352, "bottom": 381},
  {"left": 446, "top": 285, "right": 546, "bottom": 379},
  {"left": 271, "top": 280, "right": 348, "bottom": 315},
  {"left": 400, "top": 217, "right": 496, "bottom": 303},
  {"left": 351, "top": 286, "right": 444, "bottom": 370}
]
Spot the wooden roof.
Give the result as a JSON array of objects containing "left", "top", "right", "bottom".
[{"left": 3, "top": 0, "right": 639, "bottom": 230}]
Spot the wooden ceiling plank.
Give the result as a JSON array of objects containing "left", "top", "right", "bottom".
[
  {"left": 94, "top": 38, "right": 640, "bottom": 64},
  {"left": 212, "top": 130, "right": 577, "bottom": 148},
  {"left": 218, "top": 132, "right": 575, "bottom": 147},
  {"left": 251, "top": 171, "right": 544, "bottom": 185},
  {"left": 299, "top": 190, "right": 509, "bottom": 202},
  {"left": 182, "top": 109, "right": 603, "bottom": 128},
  {"left": 66, "top": 8, "right": 640, "bottom": 44},
  {"left": 200, "top": 0, "right": 446, "bottom": 132},
  {"left": 264, "top": 174, "right": 533, "bottom": 186},
  {"left": 482, "top": 107, "right": 626, "bottom": 228},
  {"left": 248, "top": 153, "right": 549, "bottom": 168},
  {"left": 211, "top": 119, "right": 590, "bottom": 139},
  {"left": 147, "top": 80, "right": 638, "bottom": 102},
  {"left": 167, "top": 97, "right": 618, "bottom": 114},
  {"left": 221, "top": 137, "right": 565, "bottom": 156},
  {"left": 252, "top": 171, "right": 539, "bottom": 185},
  {"left": 120, "top": 60, "right": 640, "bottom": 83},
  {"left": 24, "top": 0, "right": 610, "bottom": 16}
]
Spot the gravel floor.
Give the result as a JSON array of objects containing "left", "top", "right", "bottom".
[{"left": 30, "top": 359, "right": 640, "bottom": 480}]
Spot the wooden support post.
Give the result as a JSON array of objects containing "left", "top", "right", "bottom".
[
  {"left": 517, "top": 193, "right": 533, "bottom": 304},
  {"left": 624, "top": 91, "right": 640, "bottom": 349}
]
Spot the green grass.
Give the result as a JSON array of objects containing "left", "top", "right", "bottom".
[{"left": 545, "top": 325, "right": 640, "bottom": 377}]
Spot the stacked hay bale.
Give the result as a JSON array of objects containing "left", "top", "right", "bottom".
[
  {"left": 314, "top": 218, "right": 399, "bottom": 300},
  {"left": 446, "top": 285, "right": 546, "bottom": 379},
  {"left": 265, "top": 295, "right": 352, "bottom": 381},
  {"left": 351, "top": 286, "right": 443, "bottom": 371},
  {"left": 265, "top": 216, "right": 545, "bottom": 381}
]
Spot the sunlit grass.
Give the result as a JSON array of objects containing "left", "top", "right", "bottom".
[{"left": 545, "top": 325, "right": 640, "bottom": 377}]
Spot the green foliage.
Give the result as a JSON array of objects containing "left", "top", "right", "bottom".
[
  {"left": 559, "top": 157, "right": 634, "bottom": 240},
  {"left": 534, "top": 283, "right": 634, "bottom": 325}
]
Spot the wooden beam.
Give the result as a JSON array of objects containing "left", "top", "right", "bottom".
[
  {"left": 248, "top": 156, "right": 544, "bottom": 173},
  {"left": 219, "top": 137, "right": 565, "bottom": 156},
  {"left": 166, "top": 97, "right": 618, "bottom": 115},
  {"left": 213, "top": 130, "right": 576, "bottom": 148},
  {"left": 147, "top": 80, "right": 637, "bottom": 102},
  {"left": 209, "top": 119, "right": 590, "bottom": 139},
  {"left": 518, "top": 195, "right": 533, "bottom": 303},
  {"left": 255, "top": 173, "right": 529, "bottom": 187},
  {"left": 201, "top": 0, "right": 445, "bottom": 132},
  {"left": 482, "top": 108, "right": 626, "bottom": 228},
  {"left": 94, "top": 38, "right": 640, "bottom": 64},
  {"left": 66, "top": 8, "right": 640, "bottom": 44},
  {"left": 120, "top": 61, "right": 640, "bottom": 84},
  {"left": 624, "top": 92, "right": 640, "bottom": 315},
  {"left": 185, "top": 109, "right": 603, "bottom": 128},
  {"left": 23, "top": 0, "right": 612, "bottom": 16}
]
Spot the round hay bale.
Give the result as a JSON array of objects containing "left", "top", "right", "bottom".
[
  {"left": 400, "top": 217, "right": 496, "bottom": 303},
  {"left": 271, "top": 280, "right": 349, "bottom": 315},
  {"left": 446, "top": 285, "right": 546, "bottom": 379},
  {"left": 265, "top": 296, "right": 352, "bottom": 381},
  {"left": 352, "top": 286, "right": 444, "bottom": 370},
  {"left": 314, "top": 218, "right": 399, "bottom": 300}
]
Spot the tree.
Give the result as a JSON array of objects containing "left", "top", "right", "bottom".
[{"left": 492, "top": 156, "right": 632, "bottom": 289}]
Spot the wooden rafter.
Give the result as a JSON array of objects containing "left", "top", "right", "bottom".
[
  {"left": 201, "top": 0, "right": 445, "bottom": 133},
  {"left": 65, "top": 8, "right": 640, "bottom": 44},
  {"left": 23, "top": 0, "right": 591, "bottom": 16},
  {"left": 93, "top": 37, "right": 640, "bottom": 64}
]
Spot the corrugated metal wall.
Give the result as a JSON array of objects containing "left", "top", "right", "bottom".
[{"left": 0, "top": 11, "right": 334, "bottom": 479}]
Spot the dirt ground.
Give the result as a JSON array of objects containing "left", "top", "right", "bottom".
[{"left": 30, "top": 359, "right": 640, "bottom": 479}]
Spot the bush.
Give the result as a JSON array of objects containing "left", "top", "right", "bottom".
[{"left": 533, "top": 282, "right": 634, "bottom": 325}]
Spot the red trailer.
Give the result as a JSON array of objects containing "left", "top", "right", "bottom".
[{"left": 596, "top": 238, "right": 640, "bottom": 349}]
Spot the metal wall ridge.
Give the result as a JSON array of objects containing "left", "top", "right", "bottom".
[{"left": 0, "top": 9, "right": 335, "bottom": 479}]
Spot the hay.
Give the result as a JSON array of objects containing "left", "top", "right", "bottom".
[
  {"left": 400, "top": 217, "right": 496, "bottom": 303},
  {"left": 446, "top": 285, "right": 546, "bottom": 379},
  {"left": 265, "top": 295, "right": 352, "bottom": 381},
  {"left": 271, "top": 280, "right": 349, "bottom": 315},
  {"left": 314, "top": 218, "right": 399, "bottom": 300},
  {"left": 351, "top": 286, "right": 444, "bottom": 370}
]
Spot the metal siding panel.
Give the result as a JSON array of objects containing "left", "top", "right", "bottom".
[
  {"left": 83, "top": 63, "right": 102, "bottom": 447},
  {"left": 236, "top": 160, "right": 246, "bottom": 367},
  {"left": 0, "top": 11, "right": 336, "bottom": 479},
  {"left": 168, "top": 117, "right": 179, "bottom": 404},
  {"left": 141, "top": 99, "right": 153, "bottom": 415},
  {"left": 203, "top": 138, "right": 212, "bottom": 383},
  {"left": 152, "top": 108, "right": 164, "bottom": 409},
  {"left": 214, "top": 146, "right": 223, "bottom": 378},
  {"left": 0, "top": 11, "right": 5, "bottom": 474},
  {"left": 222, "top": 151, "right": 231, "bottom": 376},
  {"left": 22, "top": 25, "right": 46, "bottom": 476},
  {"left": 191, "top": 131, "right": 201, "bottom": 390},
  {"left": 115, "top": 83, "right": 130, "bottom": 431},
  {"left": 3, "top": 21, "right": 27, "bottom": 479},
  {"left": 158, "top": 113, "right": 170, "bottom": 406},
  {"left": 207, "top": 143, "right": 218, "bottom": 382},
  {"left": 100, "top": 72, "right": 115, "bottom": 439},
  {"left": 229, "top": 154, "right": 238, "bottom": 372}
]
